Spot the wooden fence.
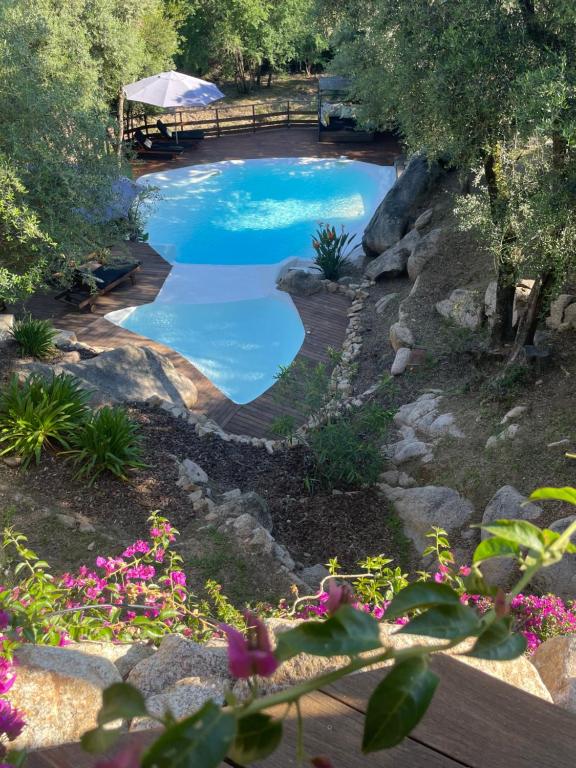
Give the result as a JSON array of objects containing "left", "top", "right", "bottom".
[{"left": 124, "top": 100, "right": 317, "bottom": 140}]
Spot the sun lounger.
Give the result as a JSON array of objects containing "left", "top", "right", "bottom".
[
  {"left": 132, "top": 129, "right": 184, "bottom": 159},
  {"left": 156, "top": 120, "right": 205, "bottom": 142},
  {"left": 54, "top": 261, "right": 141, "bottom": 312}
]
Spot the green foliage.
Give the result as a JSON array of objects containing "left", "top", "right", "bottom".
[
  {"left": 0, "top": 374, "right": 91, "bottom": 467},
  {"left": 353, "top": 554, "right": 409, "bottom": 605},
  {"left": 65, "top": 406, "right": 145, "bottom": 483},
  {"left": 10, "top": 316, "right": 56, "bottom": 359},
  {"left": 273, "top": 358, "right": 332, "bottom": 416},
  {"left": 480, "top": 363, "right": 531, "bottom": 404},
  {"left": 307, "top": 404, "right": 392, "bottom": 489},
  {"left": 312, "top": 223, "right": 356, "bottom": 280}
]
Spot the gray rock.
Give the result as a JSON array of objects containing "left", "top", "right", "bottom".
[
  {"left": 364, "top": 229, "right": 420, "bottom": 280},
  {"left": 363, "top": 154, "right": 439, "bottom": 255},
  {"left": 407, "top": 228, "right": 443, "bottom": 281},
  {"left": 390, "top": 440, "right": 432, "bottom": 465},
  {"left": 532, "top": 635, "right": 576, "bottom": 713},
  {"left": 177, "top": 458, "right": 209, "bottom": 487},
  {"left": 394, "top": 393, "right": 442, "bottom": 434},
  {"left": 19, "top": 345, "right": 198, "bottom": 408},
  {"left": 380, "top": 469, "right": 400, "bottom": 485},
  {"left": 485, "top": 424, "right": 520, "bottom": 450},
  {"left": 232, "top": 513, "right": 259, "bottom": 537},
  {"left": 277, "top": 269, "right": 322, "bottom": 296},
  {"left": 389, "top": 321, "right": 414, "bottom": 351},
  {"left": 53, "top": 329, "right": 77, "bottom": 348},
  {"left": 427, "top": 413, "right": 465, "bottom": 439},
  {"left": 299, "top": 563, "right": 330, "bottom": 591},
  {"left": 9, "top": 645, "right": 122, "bottom": 750},
  {"left": 144, "top": 676, "right": 227, "bottom": 721},
  {"left": 530, "top": 516, "right": 576, "bottom": 600},
  {"left": 0, "top": 314, "right": 14, "bottom": 340},
  {"left": 481, "top": 486, "right": 542, "bottom": 540},
  {"left": 375, "top": 293, "right": 398, "bottom": 314},
  {"left": 215, "top": 492, "right": 273, "bottom": 532},
  {"left": 381, "top": 485, "right": 474, "bottom": 552},
  {"left": 127, "top": 635, "right": 229, "bottom": 698},
  {"left": 546, "top": 294, "right": 575, "bottom": 329},
  {"left": 65, "top": 641, "right": 155, "bottom": 679},
  {"left": 500, "top": 405, "right": 528, "bottom": 425},
  {"left": 391, "top": 347, "right": 412, "bottom": 376},
  {"left": 414, "top": 208, "right": 433, "bottom": 230},
  {"left": 564, "top": 303, "right": 576, "bottom": 329},
  {"left": 484, "top": 281, "right": 498, "bottom": 328},
  {"left": 436, "top": 288, "right": 484, "bottom": 330}
]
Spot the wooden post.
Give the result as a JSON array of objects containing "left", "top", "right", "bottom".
[
  {"left": 117, "top": 87, "right": 125, "bottom": 162},
  {"left": 287, "top": 99, "right": 291, "bottom": 129},
  {"left": 252, "top": 104, "right": 256, "bottom": 132},
  {"left": 216, "top": 108, "right": 220, "bottom": 137}
]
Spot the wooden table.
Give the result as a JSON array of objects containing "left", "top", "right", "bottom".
[{"left": 28, "top": 655, "right": 576, "bottom": 767}]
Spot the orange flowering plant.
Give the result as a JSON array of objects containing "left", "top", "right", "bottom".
[{"left": 312, "top": 223, "right": 357, "bottom": 280}]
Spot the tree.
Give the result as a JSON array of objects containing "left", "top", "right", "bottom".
[{"left": 326, "top": 0, "right": 576, "bottom": 350}]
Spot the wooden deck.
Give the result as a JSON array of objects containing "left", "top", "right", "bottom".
[
  {"left": 24, "top": 242, "right": 350, "bottom": 438},
  {"left": 28, "top": 655, "right": 576, "bottom": 767}
]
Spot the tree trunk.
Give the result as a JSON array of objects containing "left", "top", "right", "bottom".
[
  {"left": 117, "top": 87, "right": 125, "bottom": 162},
  {"left": 267, "top": 70, "right": 273, "bottom": 87},
  {"left": 508, "top": 272, "right": 554, "bottom": 363}
]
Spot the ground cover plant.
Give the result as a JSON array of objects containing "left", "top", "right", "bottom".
[
  {"left": 0, "top": 487, "right": 575, "bottom": 765},
  {"left": 9, "top": 316, "right": 56, "bottom": 359},
  {"left": 0, "top": 372, "right": 142, "bottom": 482}
]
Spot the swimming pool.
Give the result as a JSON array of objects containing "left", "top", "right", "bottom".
[{"left": 106, "top": 158, "right": 395, "bottom": 404}]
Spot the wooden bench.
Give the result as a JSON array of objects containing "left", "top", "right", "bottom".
[
  {"left": 54, "top": 261, "right": 141, "bottom": 313},
  {"left": 27, "top": 654, "right": 576, "bottom": 767}
]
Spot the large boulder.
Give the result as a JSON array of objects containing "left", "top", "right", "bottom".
[
  {"left": 65, "top": 641, "right": 155, "bottom": 679},
  {"left": 407, "top": 228, "right": 443, "bottom": 281},
  {"left": 532, "top": 636, "right": 576, "bottom": 713},
  {"left": 380, "top": 485, "right": 474, "bottom": 551},
  {"left": 364, "top": 229, "right": 420, "bottom": 281},
  {"left": 8, "top": 645, "right": 122, "bottom": 750},
  {"left": 277, "top": 269, "right": 322, "bottom": 296},
  {"left": 546, "top": 294, "right": 575, "bottom": 329},
  {"left": 127, "top": 635, "right": 229, "bottom": 698},
  {"left": 436, "top": 288, "right": 484, "bottom": 330},
  {"left": 209, "top": 491, "right": 273, "bottom": 532},
  {"left": 142, "top": 676, "right": 227, "bottom": 723},
  {"left": 20, "top": 344, "right": 198, "bottom": 408},
  {"left": 530, "top": 516, "right": 576, "bottom": 600},
  {"left": 481, "top": 486, "right": 542, "bottom": 540},
  {"left": 389, "top": 321, "right": 415, "bottom": 351},
  {"left": 0, "top": 314, "right": 14, "bottom": 340},
  {"left": 363, "top": 154, "right": 439, "bottom": 256}
]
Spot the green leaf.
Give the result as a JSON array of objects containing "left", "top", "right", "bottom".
[
  {"left": 141, "top": 701, "right": 236, "bottom": 768},
  {"left": 529, "top": 486, "right": 576, "bottom": 506},
  {"left": 97, "top": 683, "right": 148, "bottom": 726},
  {"left": 398, "top": 603, "right": 482, "bottom": 640},
  {"left": 384, "top": 582, "right": 460, "bottom": 621},
  {"left": 276, "top": 605, "right": 380, "bottom": 661},
  {"left": 461, "top": 570, "right": 498, "bottom": 597},
  {"left": 228, "top": 713, "right": 282, "bottom": 763},
  {"left": 466, "top": 618, "right": 527, "bottom": 660},
  {"left": 81, "top": 726, "right": 124, "bottom": 754},
  {"left": 479, "top": 520, "right": 544, "bottom": 553},
  {"left": 473, "top": 537, "right": 520, "bottom": 564},
  {"left": 362, "top": 657, "right": 439, "bottom": 752}
]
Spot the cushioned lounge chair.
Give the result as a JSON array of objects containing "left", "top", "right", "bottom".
[
  {"left": 156, "top": 119, "right": 205, "bottom": 142},
  {"left": 55, "top": 261, "right": 141, "bottom": 312},
  {"left": 133, "top": 129, "right": 184, "bottom": 159}
]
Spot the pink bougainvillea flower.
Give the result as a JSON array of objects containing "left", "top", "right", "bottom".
[
  {"left": 220, "top": 612, "right": 278, "bottom": 679},
  {"left": 324, "top": 581, "right": 354, "bottom": 616},
  {"left": 459, "top": 566, "right": 472, "bottom": 576},
  {"left": 0, "top": 700, "right": 25, "bottom": 741},
  {"left": 0, "top": 612, "right": 10, "bottom": 631},
  {"left": 0, "top": 659, "right": 15, "bottom": 695}
]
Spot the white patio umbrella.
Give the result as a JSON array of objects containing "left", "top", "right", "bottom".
[{"left": 123, "top": 70, "right": 225, "bottom": 142}]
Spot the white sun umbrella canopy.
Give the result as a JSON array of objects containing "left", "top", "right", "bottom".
[{"left": 123, "top": 70, "right": 225, "bottom": 142}]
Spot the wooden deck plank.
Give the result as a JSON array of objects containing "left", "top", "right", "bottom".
[{"left": 324, "top": 655, "right": 576, "bottom": 767}]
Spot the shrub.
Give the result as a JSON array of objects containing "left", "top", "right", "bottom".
[
  {"left": 65, "top": 406, "right": 145, "bottom": 483},
  {"left": 0, "top": 374, "right": 91, "bottom": 467},
  {"left": 10, "top": 315, "right": 56, "bottom": 359},
  {"left": 308, "top": 404, "right": 392, "bottom": 488},
  {"left": 312, "top": 222, "right": 356, "bottom": 280}
]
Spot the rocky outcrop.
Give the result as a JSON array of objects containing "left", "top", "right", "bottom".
[
  {"left": 176, "top": 458, "right": 209, "bottom": 488},
  {"left": 20, "top": 345, "right": 198, "bottom": 409},
  {"left": 363, "top": 154, "right": 439, "bottom": 256},
  {"left": 530, "top": 516, "right": 576, "bottom": 600},
  {"left": 364, "top": 229, "right": 420, "bottom": 280},
  {"left": 532, "top": 636, "right": 576, "bottom": 713},
  {"left": 0, "top": 314, "right": 14, "bottom": 340},
  {"left": 436, "top": 288, "right": 484, "bottom": 330},
  {"left": 65, "top": 641, "right": 155, "bottom": 679},
  {"left": 379, "top": 485, "right": 474, "bottom": 552},
  {"left": 389, "top": 321, "right": 415, "bottom": 351},
  {"left": 546, "top": 294, "right": 576, "bottom": 330},
  {"left": 481, "top": 486, "right": 542, "bottom": 539},
  {"left": 8, "top": 645, "right": 122, "bottom": 750},
  {"left": 407, "top": 228, "right": 443, "bottom": 281},
  {"left": 277, "top": 269, "right": 322, "bottom": 296}
]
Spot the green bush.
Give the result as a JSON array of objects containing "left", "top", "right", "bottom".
[
  {"left": 10, "top": 315, "right": 57, "bottom": 359},
  {"left": 0, "top": 374, "right": 91, "bottom": 467},
  {"left": 308, "top": 404, "right": 392, "bottom": 489},
  {"left": 66, "top": 406, "right": 145, "bottom": 483},
  {"left": 312, "top": 223, "right": 356, "bottom": 280}
]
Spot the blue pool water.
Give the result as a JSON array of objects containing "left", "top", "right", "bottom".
[{"left": 107, "top": 158, "right": 394, "bottom": 404}]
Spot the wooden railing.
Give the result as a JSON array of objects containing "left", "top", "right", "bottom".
[{"left": 124, "top": 100, "right": 317, "bottom": 140}]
